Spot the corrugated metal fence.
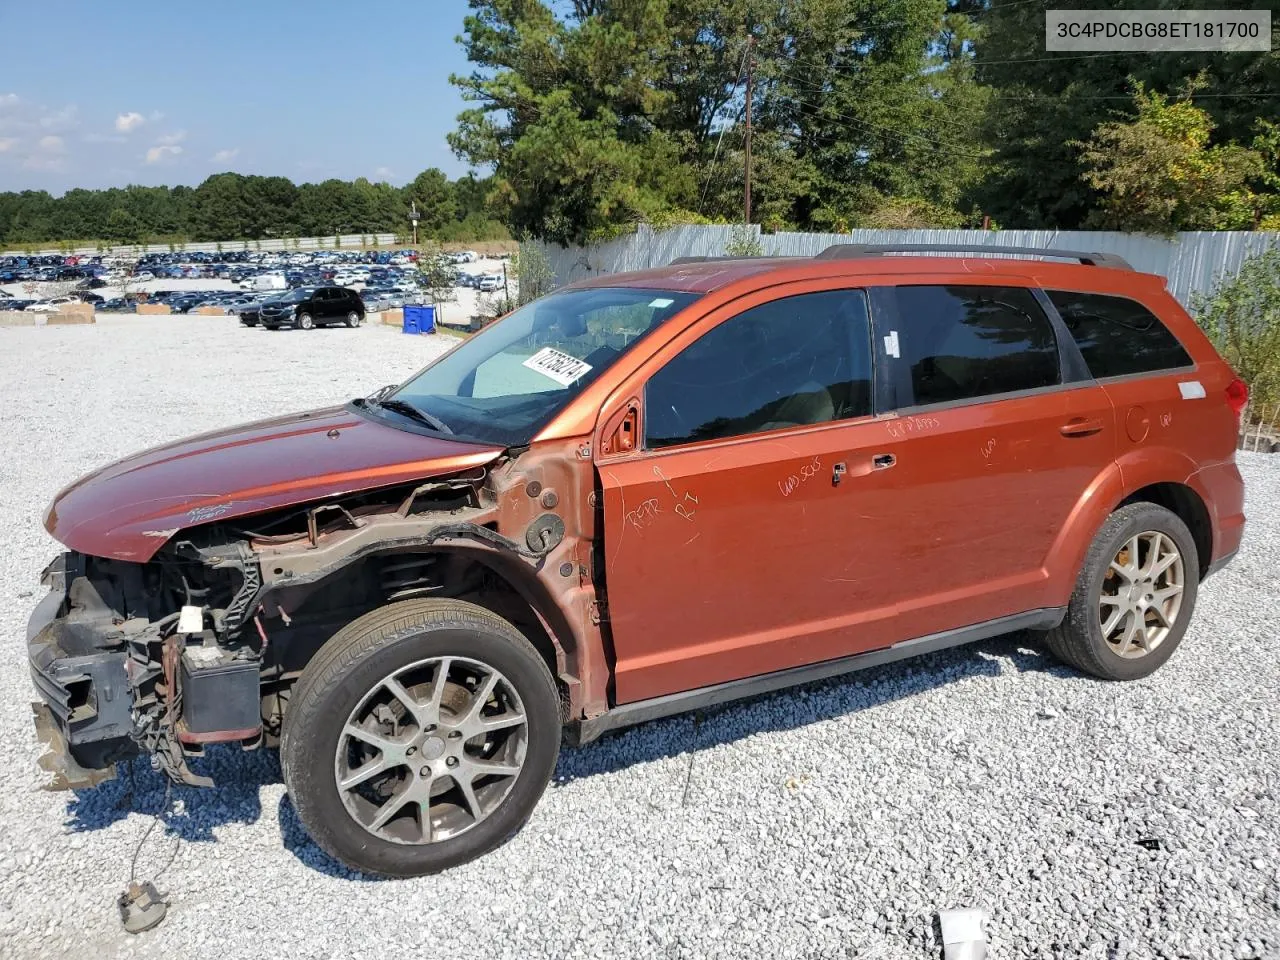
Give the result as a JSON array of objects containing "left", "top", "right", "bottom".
[{"left": 526, "top": 226, "right": 1280, "bottom": 308}]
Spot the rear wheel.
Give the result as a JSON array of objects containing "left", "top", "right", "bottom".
[
  {"left": 281, "top": 598, "right": 561, "bottom": 877},
  {"left": 1044, "top": 502, "right": 1199, "bottom": 680},
  {"left": 346, "top": 311, "right": 362, "bottom": 328},
  {"left": 297, "top": 312, "right": 314, "bottom": 330}
]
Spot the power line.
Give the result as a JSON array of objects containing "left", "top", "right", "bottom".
[
  {"left": 783, "top": 94, "right": 991, "bottom": 160},
  {"left": 698, "top": 42, "right": 752, "bottom": 214}
]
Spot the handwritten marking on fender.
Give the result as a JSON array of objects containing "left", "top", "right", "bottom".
[
  {"left": 1160, "top": 413, "right": 1172, "bottom": 427},
  {"left": 188, "top": 503, "right": 231, "bottom": 523},
  {"left": 980, "top": 439, "right": 996, "bottom": 460},
  {"left": 779, "top": 456, "right": 822, "bottom": 497},
  {"left": 885, "top": 415, "right": 941, "bottom": 439},
  {"left": 625, "top": 498, "right": 661, "bottom": 530}
]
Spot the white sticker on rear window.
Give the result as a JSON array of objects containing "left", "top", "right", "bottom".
[
  {"left": 522, "top": 347, "right": 593, "bottom": 386},
  {"left": 883, "top": 330, "right": 900, "bottom": 358},
  {"left": 1178, "top": 380, "right": 1206, "bottom": 400},
  {"left": 649, "top": 297, "right": 674, "bottom": 308}
]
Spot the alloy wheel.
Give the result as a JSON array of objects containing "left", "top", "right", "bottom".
[
  {"left": 334, "top": 656, "right": 528, "bottom": 845},
  {"left": 1099, "top": 530, "right": 1185, "bottom": 658}
]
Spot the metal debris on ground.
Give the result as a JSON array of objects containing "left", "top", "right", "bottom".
[{"left": 117, "top": 881, "right": 168, "bottom": 934}]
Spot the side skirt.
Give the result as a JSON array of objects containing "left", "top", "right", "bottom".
[{"left": 571, "top": 607, "right": 1066, "bottom": 745}]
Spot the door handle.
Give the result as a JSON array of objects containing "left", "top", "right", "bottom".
[
  {"left": 1059, "top": 417, "right": 1104, "bottom": 438},
  {"left": 872, "top": 453, "right": 896, "bottom": 469}
]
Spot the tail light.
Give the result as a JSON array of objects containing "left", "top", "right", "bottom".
[{"left": 1226, "top": 378, "right": 1249, "bottom": 416}]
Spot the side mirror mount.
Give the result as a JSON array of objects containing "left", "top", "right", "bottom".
[{"left": 599, "top": 401, "right": 639, "bottom": 456}]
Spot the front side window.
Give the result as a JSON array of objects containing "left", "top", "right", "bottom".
[
  {"left": 893, "top": 285, "right": 1060, "bottom": 406},
  {"left": 382, "top": 287, "right": 700, "bottom": 446},
  {"left": 645, "top": 290, "right": 873, "bottom": 449},
  {"left": 1046, "top": 290, "right": 1192, "bottom": 378}
]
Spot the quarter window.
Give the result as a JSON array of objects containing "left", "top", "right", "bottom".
[
  {"left": 893, "top": 285, "right": 1060, "bottom": 406},
  {"left": 1046, "top": 290, "right": 1192, "bottom": 378},
  {"left": 645, "top": 290, "right": 872, "bottom": 449}
]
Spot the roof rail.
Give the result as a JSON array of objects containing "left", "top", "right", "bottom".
[{"left": 813, "top": 243, "right": 1133, "bottom": 270}]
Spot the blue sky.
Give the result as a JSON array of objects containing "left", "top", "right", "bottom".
[{"left": 0, "top": 0, "right": 479, "bottom": 195}]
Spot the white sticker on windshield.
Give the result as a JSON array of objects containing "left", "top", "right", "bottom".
[
  {"left": 522, "top": 346, "right": 593, "bottom": 386},
  {"left": 649, "top": 297, "right": 674, "bottom": 308}
]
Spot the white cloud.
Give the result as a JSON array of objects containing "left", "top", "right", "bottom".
[
  {"left": 211, "top": 147, "right": 239, "bottom": 163},
  {"left": 38, "top": 135, "right": 65, "bottom": 153},
  {"left": 0, "top": 93, "right": 18, "bottom": 108},
  {"left": 145, "top": 143, "right": 183, "bottom": 164},
  {"left": 156, "top": 129, "right": 186, "bottom": 145},
  {"left": 115, "top": 111, "right": 145, "bottom": 133},
  {"left": 39, "top": 105, "right": 77, "bottom": 130},
  {"left": 374, "top": 166, "right": 394, "bottom": 179},
  {"left": 0, "top": 137, "right": 15, "bottom": 152}
]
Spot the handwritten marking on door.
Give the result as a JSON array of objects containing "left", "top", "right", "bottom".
[
  {"left": 779, "top": 456, "right": 822, "bottom": 497},
  {"left": 624, "top": 498, "right": 661, "bottom": 530},
  {"left": 653, "top": 465, "right": 700, "bottom": 522},
  {"left": 885, "top": 415, "right": 941, "bottom": 439}
]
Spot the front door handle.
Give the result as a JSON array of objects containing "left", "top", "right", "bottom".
[
  {"left": 1060, "top": 417, "right": 1104, "bottom": 438},
  {"left": 872, "top": 453, "right": 896, "bottom": 470}
]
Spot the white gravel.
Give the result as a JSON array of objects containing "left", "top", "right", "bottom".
[{"left": 1, "top": 316, "right": 1278, "bottom": 960}]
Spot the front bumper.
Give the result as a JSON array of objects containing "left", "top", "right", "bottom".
[{"left": 27, "top": 555, "right": 139, "bottom": 790}]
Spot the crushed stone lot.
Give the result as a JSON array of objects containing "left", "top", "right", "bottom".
[{"left": 1, "top": 316, "right": 1278, "bottom": 960}]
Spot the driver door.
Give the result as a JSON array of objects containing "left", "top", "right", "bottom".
[{"left": 596, "top": 284, "right": 906, "bottom": 704}]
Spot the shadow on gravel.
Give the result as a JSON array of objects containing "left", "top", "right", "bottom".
[
  {"left": 63, "top": 745, "right": 281, "bottom": 841},
  {"left": 552, "top": 630, "right": 1072, "bottom": 786},
  {"left": 277, "top": 794, "right": 383, "bottom": 881}
]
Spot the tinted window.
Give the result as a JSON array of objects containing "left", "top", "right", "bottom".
[
  {"left": 645, "top": 290, "right": 872, "bottom": 449},
  {"left": 894, "top": 285, "right": 1059, "bottom": 406},
  {"left": 1046, "top": 290, "right": 1192, "bottom": 378}
]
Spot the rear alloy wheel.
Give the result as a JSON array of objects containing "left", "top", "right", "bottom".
[
  {"left": 297, "top": 312, "right": 314, "bottom": 330},
  {"left": 345, "top": 311, "right": 362, "bottom": 328},
  {"left": 281, "top": 598, "right": 560, "bottom": 877},
  {"left": 1043, "top": 502, "right": 1199, "bottom": 680}
]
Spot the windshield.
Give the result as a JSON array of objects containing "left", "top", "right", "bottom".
[{"left": 379, "top": 287, "right": 700, "bottom": 446}]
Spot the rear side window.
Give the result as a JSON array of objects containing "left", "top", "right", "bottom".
[
  {"left": 645, "top": 290, "right": 872, "bottom": 449},
  {"left": 1046, "top": 290, "right": 1192, "bottom": 378},
  {"left": 893, "top": 285, "right": 1060, "bottom": 406}
]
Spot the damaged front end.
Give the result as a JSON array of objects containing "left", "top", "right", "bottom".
[
  {"left": 28, "top": 445, "right": 603, "bottom": 792},
  {"left": 28, "top": 540, "right": 265, "bottom": 790}
]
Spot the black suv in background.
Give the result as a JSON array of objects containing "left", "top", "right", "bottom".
[{"left": 260, "top": 286, "right": 366, "bottom": 330}]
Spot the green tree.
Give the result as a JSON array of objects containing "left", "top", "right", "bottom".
[
  {"left": 104, "top": 207, "right": 143, "bottom": 243},
  {"left": 403, "top": 168, "right": 457, "bottom": 236},
  {"left": 1079, "top": 84, "right": 1274, "bottom": 234},
  {"left": 1191, "top": 246, "right": 1280, "bottom": 412}
]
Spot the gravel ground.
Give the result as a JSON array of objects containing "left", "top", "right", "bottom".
[{"left": 1, "top": 316, "right": 1277, "bottom": 960}]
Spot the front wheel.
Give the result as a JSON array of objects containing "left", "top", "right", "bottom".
[
  {"left": 345, "top": 311, "right": 362, "bottom": 328},
  {"left": 1043, "top": 502, "right": 1199, "bottom": 680},
  {"left": 280, "top": 598, "right": 561, "bottom": 877},
  {"left": 297, "top": 312, "right": 314, "bottom": 330}
]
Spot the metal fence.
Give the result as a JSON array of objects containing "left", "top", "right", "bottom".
[
  {"left": 525, "top": 225, "right": 1280, "bottom": 309},
  {"left": 2, "top": 233, "right": 400, "bottom": 258}
]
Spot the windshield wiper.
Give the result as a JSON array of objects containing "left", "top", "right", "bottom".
[{"left": 368, "top": 397, "right": 453, "bottom": 434}]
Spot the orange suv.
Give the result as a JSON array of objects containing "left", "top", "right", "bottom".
[{"left": 28, "top": 244, "right": 1246, "bottom": 876}]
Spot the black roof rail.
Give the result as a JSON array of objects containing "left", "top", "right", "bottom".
[{"left": 813, "top": 243, "right": 1133, "bottom": 270}]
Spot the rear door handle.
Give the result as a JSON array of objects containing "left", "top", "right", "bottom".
[
  {"left": 1060, "top": 417, "right": 1104, "bottom": 438},
  {"left": 872, "top": 453, "right": 896, "bottom": 469}
]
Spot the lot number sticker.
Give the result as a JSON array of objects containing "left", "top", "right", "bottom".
[{"left": 523, "top": 347, "right": 593, "bottom": 386}]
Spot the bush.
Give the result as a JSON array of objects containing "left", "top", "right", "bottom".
[
  {"left": 1191, "top": 246, "right": 1280, "bottom": 414},
  {"left": 724, "top": 224, "right": 763, "bottom": 258}
]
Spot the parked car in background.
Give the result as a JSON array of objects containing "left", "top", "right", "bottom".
[
  {"left": 98, "top": 298, "right": 135, "bottom": 312},
  {"left": 261, "top": 286, "right": 365, "bottom": 329},
  {"left": 24, "top": 296, "right": 78, "bottom": 312},
  {"left": 478, "top": 274, "right": 503, "bottom": 292}
]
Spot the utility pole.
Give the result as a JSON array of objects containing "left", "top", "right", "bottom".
[
  {"left": 743, "top": 34, "right": 755, "bottom": 225},
  {"left": 409, "top": 201, "right": 420, "bottom": 246}
]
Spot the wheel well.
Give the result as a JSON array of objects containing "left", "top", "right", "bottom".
[
  {"left": 269, "top": 549, "right": 565, "bottom": 689},
  {"left": 1120, "top": 482, "right": 1212, "bottom": 577}
]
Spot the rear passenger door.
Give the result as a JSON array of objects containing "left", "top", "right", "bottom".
[{"left": 869, "top": 283, "right": 1117, "bottom": 637}]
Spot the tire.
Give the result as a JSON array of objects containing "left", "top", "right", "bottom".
[
  {"left": 263, "top": 323, "right": 278, "bottom": 330},
  {"left": 1043, "top": 502, "right": 1199, "bottom": 681},
  {"left": 345, "top": 311, "right": 362, "bottom": 328},
  {"left": 280, "top": 598, "right": 561, "bottom": 877},
  {"left": 297, "top": 312, "right": 314, "bottom": 330}
]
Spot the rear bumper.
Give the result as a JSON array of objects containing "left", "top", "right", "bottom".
[
  {"left": 1192, "top": 459, "right": 1246, "bottom": 577},
  {"left": 26, "top": 555, "right": 139, "bottom": 789}
]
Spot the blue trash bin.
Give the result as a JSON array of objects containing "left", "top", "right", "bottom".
[{"left": 402, "top": 304, "right": 436, "bottom": 335}]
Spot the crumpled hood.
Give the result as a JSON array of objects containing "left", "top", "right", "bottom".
[{"left": 45, "top": 405, "right": 503, "bottom": 562}]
